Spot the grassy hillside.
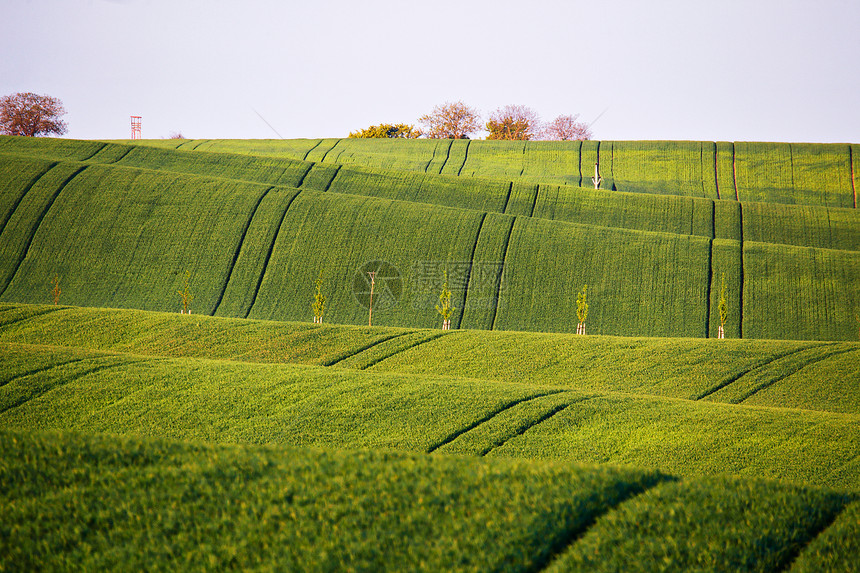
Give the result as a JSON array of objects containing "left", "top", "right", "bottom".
[
  {"left": 184, "top": 138, "right": 856, "bottom": 207},
  {"left": 1, "top": 132, "right": 858, "bottom": 570},
  {"left": 2, "top": 304, "right": 859, "bottom": 490},
  {"left": 3, "top": 430, "right": 856, "bottom": 572},
  {"left": 1, "top": 137, "right": 858, "bottom": 340}
]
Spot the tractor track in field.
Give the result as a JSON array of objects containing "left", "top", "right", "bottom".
[
  {"left": 319, "top": 140, "right": 341, "bottom": 163},
  {"left": 0, "top": 357, "right": 91, "bottom": 389},
  {"left": 301, "top": 140, "right": 323, "bottom": 162},
  {"left": 738, "top": 201, "right": 745, "bottom": 337},
  {"left": 356, "top": 331, "right": 457, "bottom": 370},
  {"left": 528, "top": 184, "right": 540, "bottom": 218},
  {"left": 321, "top": 332, "right": 413, "bottom": 367},
  {"left": 489, "top": 217, "right": 516, "bottom": 331},
  {"left": 0, "top": 306, "right": 69, "bottom": 331},
  {"left": 437, "top": 140, "right": 454, "bottom": 174},
  {"left": 0, "top": 358, "right": 137, "bottom": 416},
  {"left": 243, "top": 190, "right": 302, "bottom": 319},
  {"left": 479, "top": 398, "right": 587, "bottom": 457},
  {"left": 0, "top": 161, "right": 58, "bottom": 239},
  {"left": 693, "top": 343, "right": 829, "bottom": 401},
  {"left": 457, "top": 140, "right": 472, "bottom": 176},
  {"left": 774, "top": 499, "right": 853, "bottom": 573},
  {"left": 79, "top": 142, "right": 107, "bottom": 162},
  {"left": 501, "top": 181, "right": 513, "bottom": 214},
  {"left": 456, "top": 213, "right": 488, "bottom": 329},
  {"left": 426, "top": 390, "right": 565, "bottom": 454},
  {"left": 705, "top": 236, "right": 714, "bottom": 337},
  {"left": 294, "top": 164, "right": 313, "bottom": 188},
  {"left": 732, "top": 142, "right": 739, "bottom": 201},
  {"left": 321, "top": 165, "right": 341, "bottom": 192},
  {"left": 0, "top": 165, "right": 90, "bottom": 298},
  {"left": 713, "top": 142, "right": 721, "bottom": 200},
  {"left": 106, "top": 145, "right": 136, "bottom": 165},
  {"left": 211, "top": 186, "right": 276, "bottom": 316},
  {"left": 850, "top": 145, "right": 856, "bottom": 208},
  {"left": 531, "top": 476, "right": 675, "bottom": 573},
  {"left": 734, "top": 346, "right": 860, "bottom": 405}
]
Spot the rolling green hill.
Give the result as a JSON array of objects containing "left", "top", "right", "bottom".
[
  {"left": 1, "top": 133, "right": 858, "bottom": 569},
  {"left": 3, "top": 429, "right": 856, "bottom": 572},
  {"left": 1, "top": 136, "right": 858, "bottom": 340}
]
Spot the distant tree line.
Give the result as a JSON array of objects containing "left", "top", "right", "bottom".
[{"left": 350, "top": 101, "right": 592, "bottom": 141}]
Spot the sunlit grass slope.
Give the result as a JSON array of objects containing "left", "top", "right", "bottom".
[
  {"left": 4, "top": 430, "right": 857, "bottom": 572},
  {"left": 3, "top": 304, "right": 857, "bottom": 414},
  {"left": 2, "top": 304, "right": 859, "bottom": 489}
]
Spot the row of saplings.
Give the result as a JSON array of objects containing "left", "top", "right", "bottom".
[
  {"left": 40, "top": 272, "right": 767, "bottom": 340},
  {"left": 310, "top": 273, "right": 739, "bottom": 338}
]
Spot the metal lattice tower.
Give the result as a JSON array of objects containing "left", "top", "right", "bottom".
[{"left": 130, "top": 116, "right": 142, "bottom": 140}]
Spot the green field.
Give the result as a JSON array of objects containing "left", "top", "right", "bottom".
[
  {"left": 1, "top": 136, "right": 858, "bottom": 340},
  {"left": 0, "top": 134, "right": 858, "bottom": 569}
]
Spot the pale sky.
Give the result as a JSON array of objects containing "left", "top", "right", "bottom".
[{"left": 3, "top": 0, "right": 859, "bottom": 143}]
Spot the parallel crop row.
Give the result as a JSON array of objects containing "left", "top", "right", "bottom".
[{"left": 193, "top": 138, "right": 858, "bottom": 208}]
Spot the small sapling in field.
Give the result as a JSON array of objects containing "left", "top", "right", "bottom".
[
  {"left": 178, "top": 270, "right": 193, "bottom": 314},
  {"left": 576, "top": 284, "right": 588, "bottom": 335},
  {"left": 312, "top": 273, "right": 326, "bottom": 324},
  {"left": 436, "top": 271, "right": 456, "bottom": 330},
  {"left": 50, "top": 275, "right": 61, "bottom": 305},
  {"left": 718, "top": 274, "right": 728, "bottom": 339}
]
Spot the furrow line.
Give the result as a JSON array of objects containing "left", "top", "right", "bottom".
[
  {"left": 518, "top": 141, "right": 526, "bottom": 177},
  {"left": 501, "top": 181, "right": 513, "bottom": 214},
  {"left": 108, "top": 145, "right": 136, "bottom": 165},
  {"left": 322, "top": 165, "right": 341, "bottom": 192},
  {"left": 739, "top": 201, "right": 744, "bottom": 337},
  {"left": 490, "top": 217, "right": 516, "bottom": 331},
  {"left": 0, "top": 161, "right": 57, "bottom": 238},
  {"left": 319, "top": 139, "right": 340, "bottom": 163},
  {"left": 532, "top": 477, "right": 676, "bottom": 573},
  {"left": 774, "top": 499, "right": 853, "bottom": 573},
  {"left": 0, "top": 165, "right": 89, "bottom": 298},
  {"left": 359, "top": 331, "right": 457, "bottom": 370},
  {"left": 528, "top": 184, "right": 540, "bottom": 218},
  {"left": 457, "top": 140, "right": 471, "bottom": 176},
  {"left": 576, "top": 140, "right": 583, "bottom": 187},
  {"left": 1, "top": 357, "right": 91, "bottom": 389},
  {"left": 455, "top": 212, "right": 488, "bottom": 329},
  {"left": 211, "top": 186, "right": 275, "bottom": 315},
  {"left": 437, "top": 140, "right": 453, "bottom": 174},
  {"left": 734, "top": 346, "right": 860, "bottom": 404},
  {"left": 694, "top": 344, "right": 828, "bottom": 400},
  {"left": 423, "top": 142, "right": 438, "bottom": 173},
  {"left": 322, "top": 332, "right": 413, "bottom": 367},
  {"left": 732, "top": 142, "right": 739, "bottom": 201},
  {"left": 295, "top": 164, "right": 313, "bottom": 188},
  {"left": 301, "top": 139, "right": 323, "bottom": 162},
  {"left": 0, "top": 306, "right": 68, "bottom": 331},
  {"left": 79, "top": 142, "right": 107, "bottom": 162},
  {"left": 426, "top": 391, "right": 564, "bottom": 454},
  {"left": 705, "top": 237, "right": 713, "bottom": 338},
  {"left": 850, "top": 145, "right": 856, "bottom": 208},
  {"left": 479, "top": 399, "right": 585, "bottom": 457},
  {"left": 0, "top": 358, "right": 137, "bottom": 416},
  {"left": 190, "top": 139, "right": 210, "bottom": 151},
  {"left": 244, "top": 190, "right": 302, "bottom": 318},
  {"left": 714, "top": 141, "right": 721, "bottom": 200}
]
